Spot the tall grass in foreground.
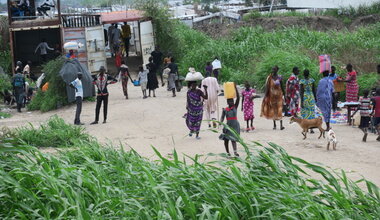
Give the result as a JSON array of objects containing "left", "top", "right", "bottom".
[
  {"left": 0, "top": 117, "right": 379, "bottom": 219},
  {"left": 2, "top": 115, "right": 92, "bottom": 148}
]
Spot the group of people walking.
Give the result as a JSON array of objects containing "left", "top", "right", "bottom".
[
  {"left": 261, "top": 63, "right": 380, "bottom": 142},
  {"left": 179, "top": 59, "right": 380, "bottom": 157}
]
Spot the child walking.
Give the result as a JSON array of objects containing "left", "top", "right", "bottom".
[
  {"left": 358, "top": 90, "right": 371, "bottom": 142},
  {"left": 219, "top": 83, "right": 240, "bottom": 157},
  {"left": 371, "top": 88, "right": 380, "bottom": 141},
  {"left": 241, "top": 81, "right": 256, "bottom": 131},
  {"left": 138, "top": 66, "right": 149, "bottom": 99}
]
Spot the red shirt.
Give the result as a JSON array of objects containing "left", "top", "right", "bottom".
[{"left": 373, "top": 96, "right": 380, "bottom": 117}]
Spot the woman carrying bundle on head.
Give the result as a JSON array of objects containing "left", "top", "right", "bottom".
[
  {"left": 186, "top": 81, "right": 208, "bottom": 139},
  {"left": 185, "top": 69, "right": 208, "bottom": 139}
]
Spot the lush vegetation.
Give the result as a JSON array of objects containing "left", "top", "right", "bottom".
[
  {"left": 170, "top": 23, "right": 380, "bottom": 93},
  {"left": 28, "top": 58, "right": 69, "bottom": 112},
  {"left": 3, "top": 116, "right": 91, "bottom": 148},
  {"left": 243, "top": 1, "right": 380, "bottom": 24},
  {"left": 0, "top": 112, "right": 11, "bottom": 119},
  {"left": 243, "top": 11, "right": 311, "bottom": 21},
  {"left": 0, "top": 73, "right": 12, "bottom": 92},
  {"left": 323, "top": 1, "right": 380, "bottom": 23},
  {"left": 0, "top": 117, "right": 379, "bottom": 218}
]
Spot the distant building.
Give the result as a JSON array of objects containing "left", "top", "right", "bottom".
[
  {"left": 193, "top": 12, "right": 241, "bottom": 28},
  {"left": 287, "top": 0, "right": 379, "bottom": 9}
]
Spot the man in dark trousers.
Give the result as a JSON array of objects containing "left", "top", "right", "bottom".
[
  {"left": 91, "top": 66, "right": 117, "bottom": 125},
  {"left": 151, "top": 46, "right": 164, "bottom": 86},
  {"left": 70, "top": 72, "right": 84, "bottom": 125},
  {"left": 12, "top": 68, "right": 26, "bottom": 113}
]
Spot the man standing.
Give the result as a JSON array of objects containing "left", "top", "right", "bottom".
[
  {"left": 91, "top": 66, "right": 117, "bottom": 125},
  {"left": 121, "top": 22, "right": 131, "bottom": 57},
  {"left": 108, "top": 24, "right": 115, "bottom": 56},
  {"left": 12, "top": 69, "right": 25, "bottom": 113},
  {"left": 112, "top": 24, "right": 121, "bottom": 56},
  {"left": 37, "top": 0, "right": 54, "bottom": 17},
  {"left": 151, "top": 46, "right": 164, "bottom": 87},
  {"left": 35, "top": 38, "right": 54, "bottom": 63},
  {"left": 70, "top": 72, "right": 84, "bottom": 125}
]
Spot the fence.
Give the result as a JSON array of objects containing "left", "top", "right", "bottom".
[{"left": 62, "top": 14, "right": 101, "bottom": 28}]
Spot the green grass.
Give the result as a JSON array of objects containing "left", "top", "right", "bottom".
[
  {"left": 0, "top": 112, "right": 11, "bottom": 119},
  {"left": 0, "top": 73, "right": 11, "bottom": 93},
  {"left": 243, "top": 11, "right": 311, "bottom": 21},
  {"left": 3, "top": 115, "right": 92, "bottom": 148},
  {"left": 323, "top": 1, "right": 380, "bottom": 21},
  {"left": 0, "top": 117, "right": 379, "bottom": 218},
  {"left": 172, "top": 23, "right": 380, "bottom": 92}
]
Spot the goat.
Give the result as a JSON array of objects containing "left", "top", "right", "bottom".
[
  {"left": 327, "top": 129, "right": 338, "bottom": 150},
  {"left": 290, "top": 116, "right": 325, "bottom": 140}
]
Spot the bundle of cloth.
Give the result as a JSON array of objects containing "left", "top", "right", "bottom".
[{"left": 185, "top": 67, "right": 203, "bottom": 81}]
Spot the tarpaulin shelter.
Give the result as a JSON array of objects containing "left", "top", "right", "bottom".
[{"left": 59, "top": 59, "right": 94, "bottom": 103}]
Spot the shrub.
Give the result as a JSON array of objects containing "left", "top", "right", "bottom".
[
  {"left": 357, "top": 73, "right": 379, "bottom": 95},
  {"left": 0, "top": 50, "right": 11, "bottom": 73},
  {"left": 5, "top": 115, "right": 92, "bottom": 148},
  {"left": 28, "top": 58, "right": 68, "bottom": 112},
  {"left": 253, "top": 49, "right": 320, "bottom": 90},
  {"left": 0, "top": 73, "right": 12, "bottom": 93}
]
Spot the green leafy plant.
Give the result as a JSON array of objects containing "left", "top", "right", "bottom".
[
  {"left": 0, "top": 74, "right": 12, "bottom": 93},
  {"left": 0, "top": 112, "right": 11, "bottom": 119},
  {"left": 5, "top": 115, "right": 92, "bottom": 148},
  {"left": 28, "top": 58, "right": 68, "bottom": 112},
  {"left": 172, "top": 23, "right": 380, "bottom": 91},
  {"left": 0, "top": 117, "right": 379, "bottom": 218}
]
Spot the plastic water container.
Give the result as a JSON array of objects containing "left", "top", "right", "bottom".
[
  {"left": 223, "top": 82, "right": 236, "bottom": 99},
  {"left": 133, "top": 80, "right": 140, "bottom": 86}
]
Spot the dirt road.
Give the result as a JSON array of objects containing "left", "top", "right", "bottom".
[{"left": 1, "top": 81, "right": 380, "bottom": 186}]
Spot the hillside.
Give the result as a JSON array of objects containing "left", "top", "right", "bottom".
[{"left": 195, "top": 15, "right": 380, "bottom": 38}]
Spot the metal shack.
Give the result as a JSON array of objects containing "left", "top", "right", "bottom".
[
  {"left": 8, "top": 0, "right": 106, "bottom": 73},
  {"left": 100, "top": 10, "right": 155, "bottom": 67}
]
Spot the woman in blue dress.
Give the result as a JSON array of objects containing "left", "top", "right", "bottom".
[{"left": 316, "top": 70, "right": 334, "bottom": 131}]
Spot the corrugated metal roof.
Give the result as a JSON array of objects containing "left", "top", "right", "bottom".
[
  {"left": 193, "top": 12, "right": 241, "bottom": 23},
  {"left": 100, "top": 10, "right": 145, "bottom": 24}
]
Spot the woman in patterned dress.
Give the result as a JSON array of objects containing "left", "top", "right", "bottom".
[
  {"left": 300, "top": 69, "right": 316, "bottom": 132},
  {"left": 241, "top": 81, "right": 256, "bottom": 131},
  {"left": 344, "top": 64, "right": 359, "bottom": 102},
  {"left": 186, "top": 81, "right": 208, "bottom": 139},
  {"left": 286, "top": 67, "right": 301, "bottom": 116},
  {"left": 261, "top": 66, "right": 286, "bottom": 130}
]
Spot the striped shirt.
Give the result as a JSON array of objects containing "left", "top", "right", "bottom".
[{"left": 359, "top": 97, "right": 371, "bottom": 117}]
